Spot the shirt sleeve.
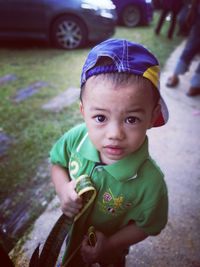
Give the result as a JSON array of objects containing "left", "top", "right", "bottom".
[
  {"left": 49, "top": 123, "right": 87, "bottom": 168},
  {"left": 50, "top": 132, "right": 70, "bottom": 167},
  {"left": 122, "top": 159, "right": 168, "bottom": 236},
  {"left": 136, "top": 190, "right": 168, "bottom": 235}
]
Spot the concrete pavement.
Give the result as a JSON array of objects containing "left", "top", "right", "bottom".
[
  {"left": 126, "top": 41, "right": 200, "bottom": 267},
  {"left": 11, "top": 42, "right": 200, "bottom": 267}
]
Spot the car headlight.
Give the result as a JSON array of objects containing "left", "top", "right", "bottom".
[
  {"left": 82, "top": 0, "right": 115, "bottom": 9},
  {"left": 81, "top": 0, "right": 116, "bottom": 18}
]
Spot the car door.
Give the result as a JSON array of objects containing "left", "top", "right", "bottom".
[{"left": 0, "top": 0, "right": 46, "bottom": 37}]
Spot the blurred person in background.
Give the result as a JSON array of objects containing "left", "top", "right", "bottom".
[
  {"left": 155, "top": 0, "right": 183, "bottom": 39},
  {"left": 177, "top": 0, "right": 193, "bottom": 36},
  {"left": 166, "top": 0, "right": 200, "bottom": 96}
]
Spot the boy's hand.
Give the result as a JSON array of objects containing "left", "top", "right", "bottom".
[
  {"left": 80, "top": 231, "right": 114, "bottom": 265},
  {"left": 59, "top": 179, "right": 82, "bottom": 219}
]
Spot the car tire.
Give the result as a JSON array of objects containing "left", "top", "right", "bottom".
[
  {"left": 51, "top": 15, "right": 87, "bottom": 49},
  {"left": 121, "top": 5, "right": 141, "bottom": 27}
]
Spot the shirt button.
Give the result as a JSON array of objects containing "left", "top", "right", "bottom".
[{"left": 97, "top": 167, "right": 103, "bottom": 172}]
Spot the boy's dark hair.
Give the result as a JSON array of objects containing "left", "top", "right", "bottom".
[{"left": 80, "top": 72, "right": 160, "bottom": 106}]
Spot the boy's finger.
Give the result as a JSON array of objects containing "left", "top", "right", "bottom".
[
  {"left": 62, "top": 202, "right": 81, "bottom": 215},
  {"left": 71, "top": 179, "right": 77, "bottom": 188}
]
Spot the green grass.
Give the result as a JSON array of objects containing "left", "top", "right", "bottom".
[{"left": 0, "top": 13, "right": 183, "bottom": 206}]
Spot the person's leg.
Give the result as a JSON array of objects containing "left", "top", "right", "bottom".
[
  {"left": 167, "top": 11, "right": 177, "bottom": 39},
  {"left": 187, "top": 63, "right": 200, "bottom": 96},
  {"left": 177, "top": 4, "right": 191, "bottom": 36},
  {"left": 155, "top": 9, "right": 168, "bottom": 35},
  {"left": 166, "top": 22, "right": 200, "bottom": 88}
]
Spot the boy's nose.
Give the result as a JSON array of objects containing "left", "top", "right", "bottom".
[{"left": 106, "top": 122, "right": 125, "bottom": 140}]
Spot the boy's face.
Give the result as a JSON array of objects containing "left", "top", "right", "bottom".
[{"left": 80, "top": 77, "right": 160, "bottom": 165}]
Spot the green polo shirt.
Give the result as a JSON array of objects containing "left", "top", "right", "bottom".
[{"left": 50, "top": 123, "right": 168, "bottom": 236}]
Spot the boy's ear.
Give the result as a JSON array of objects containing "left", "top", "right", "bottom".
[
  {"left": 79, "top": 101, "right": 84, "bottom": 116},
  {"left": 149, "top": 104, "right": 161, "bottom": 128}
]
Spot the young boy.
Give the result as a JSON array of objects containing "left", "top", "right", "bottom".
[{"left": 50, "top": 39, "right": 169, "bottom": 267}]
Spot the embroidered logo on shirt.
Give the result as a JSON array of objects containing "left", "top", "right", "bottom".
[
  {"left": 69, "top": 155, "right": 82, "bottom": 179},
  {"left": 98, "top": 188, "right": 132, "bottom": 216}
]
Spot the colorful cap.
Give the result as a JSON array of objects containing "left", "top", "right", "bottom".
[{"left": 81, "top": 38, "right": 168, "bottom": 127}]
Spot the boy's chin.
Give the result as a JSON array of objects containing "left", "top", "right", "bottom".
[{"left": 100, "top": 153, "right": 125, "bottom": 165}]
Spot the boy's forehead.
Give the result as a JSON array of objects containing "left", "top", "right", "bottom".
[{"left": 83, "top": 79, "right": 157, "bottom": 115}]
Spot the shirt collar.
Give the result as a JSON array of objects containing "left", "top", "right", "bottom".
[
  {"left": 76, "top": 133, "right": 100, "bottom": 162},
  {"left": 77, "top": 133, "right": 149, "bottom": 182}
]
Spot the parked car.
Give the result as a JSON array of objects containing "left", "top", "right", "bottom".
[
  {"left": 111, "top": 0, "right": 153, "bottom": 27},
  {"left": 0, "top": 0, "right": 117, "bottom": 49}
]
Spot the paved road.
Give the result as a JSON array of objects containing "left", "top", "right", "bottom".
[{"left": 11, "top": 42, "right": 200, "bottom": 267}]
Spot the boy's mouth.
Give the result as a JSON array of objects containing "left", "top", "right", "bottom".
[{"left": 104, "top": 145, "right": 124, "bottom": 156}]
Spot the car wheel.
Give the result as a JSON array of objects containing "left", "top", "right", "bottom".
[
  {"left": 51, "top": 15, "right": 87, "bottom": 49},
  {"left": 121, "top": 5, "right": 141, "bottom": 27}
]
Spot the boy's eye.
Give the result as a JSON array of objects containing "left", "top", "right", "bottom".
[
  {"left": 125, "top": 116, "right": 139, "bottom": 124},
  {"left": 95, "top": 115, "right": 106, "bottom": 123}
]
